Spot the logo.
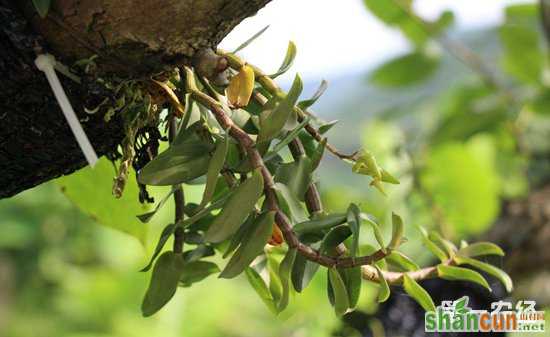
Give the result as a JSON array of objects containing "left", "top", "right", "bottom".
[{"left": 425, "top": 296, "right": 545, "bottom": 333}]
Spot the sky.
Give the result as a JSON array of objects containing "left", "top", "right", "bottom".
[{"left": 219, "top": 0, "right": 531, "bottom": 82}]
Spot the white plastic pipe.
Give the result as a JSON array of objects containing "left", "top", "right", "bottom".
[{"left": 35, "top": 54, "right": 98, "bottom": 167}]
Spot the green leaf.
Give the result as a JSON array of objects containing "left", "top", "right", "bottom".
[
  {"left": 346, "top": 203, "right": 361, "bottom": 257},
  {"left": 140, "top": 224, "right": 176, "bottom": 272},
  {"left": 388, "top": 213, "right": 404, "bottom": 249},
  {"left": 500, "top": 24, "right": 542, "bottom": 84},
  {"left": 418, "top": 227, "right": 448, "bottom": 262},
  {"left": 264, "top": 116, "right": 310, "bottom": 162},
  {"left": 297, "top": 80, "right": 328, "bottom": 109},
  {"left": 291, "top": 242, "right": 321, "bottom": 292},
  {"left": 274, "top": 183, "right": 308, "bottom": 223},
  {"left": 385, "top": 251, "right": 419, "bottom": 271},
  {"left": 428, "top": 231, "right": 457, "bottom": 258},
  {"left": 56, "top": 158, "right": 147, "bottom": 243},
  {"left": 341, "top": 266, "right": 362, "bottom": 308},
  {"left": 274, "top": 155, "right": 312, "bottom": 200},
  {"left": 182, "top": 245, "right": 215, "bottom": 262},
  {"left": 179, "top": 261, "right": 220, "bottom": 287},
  {"left": 293, "top": 213, "right": 347, "bottom": 234},
  {"left": 320, "top": 225, "right": 352, "bottom": 253},
  {"left": 402, "top": 274, "right": 435, "bottom": 312},
  {"left": 232, "top": 25, "right": 270, "bottom": 53},
  {"left": 362, "top": 214, "right": 386, "bottom": 253},
  {"left": 32, "top": 0, "right": 51, "bottom": 18},
  {"left": 318, "top": 120, "right": 338, "bottom": 135},
  {"left": 270, "top": 41, "right": 297, "bottom": 78},
  {"left": 141, "top": 251, "right": 185, "bottom": 317},
  {"left": 204, "top": 168, "right": 264, "bottom": 243},
  {"left": 220, "top": 211, "right": 275, "bottom": 279},
  {"left": 278, "top": 248, "right": 297, "bottom": 312},
  {"left": 199, "top": 134, "right": 229, "bottom": 208},
  {"left": 311, "top": 138, "right": 327, "bottom": 170},
  {"left": 180, "top": 193, "right": 230, "bottom": 229},
  {"left": 267, "top": 254, "right": 283, "bottom": 304},
  {"left": 259, "top": 74, "right": 303, "bottom": 142},
  {"left": 370, "top": 52, "right": 439, "bottom": 87},
  {"left": 328, "top": 268, "right": 350, "bottom": 316},
  {"left": 457, "top": 242, "right": 505, "bottom": 258},
  {"left": 245, "top": 267, "right": 277, "bottom": 314},
  {"left": 223, "top": 214, "right": 256, "bottom": 258},
  {"left": 453, "top": 256, "right": 513, "bottom": 292},
  {"left": 138, "top": 127, "right": 213, "bottom": 185},
  {"left": 436, "top": 265, "right": 491, "bottom": 291},
  {"left": 375, "top": 266, "right": 390, "bottom": 303}
]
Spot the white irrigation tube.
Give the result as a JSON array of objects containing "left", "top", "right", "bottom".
[{"left": 35, "top": 54, "right": 98, "bottom": 167}]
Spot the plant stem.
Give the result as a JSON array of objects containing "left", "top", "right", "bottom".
[{"left": 168, "top": 114, "right": 185, "bottom": 254}]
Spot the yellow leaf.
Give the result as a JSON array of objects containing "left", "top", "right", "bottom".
[{"left": 227, "top": 64, "right": 255, "bottom": 108}]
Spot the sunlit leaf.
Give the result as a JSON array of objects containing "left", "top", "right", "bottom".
[
  {"left": 436, "top": 265, "right": 491, "bottom": 291},
  {"left": 297, "top": 80, "right": 328, "bottom": 109},
  {"left": 245, "top": 267, "right": 277, "bottom": 314},
  {"left": 204, "top": 168, "right": 264, "bottom": 243},
  {"left": 386, "top": 251, "right": 419, "bottom": 271},
  {"left": 453, "top": 256, "right": 513, "bottom": 292},
  {"left": 362, "top": 214, "right": 386, "bottom": 253},
  {"left": 346, "top": 203, "right": 361, "bottom": 257},
  {"left": 418, "top": 226, "right": 447, "bottom": 262},
  {"left": 500, "top": 24, "right": 542, "bottom": 84},
  {"left": 388, "top": 212, "right": 404, "bottom": 249},
  {"left": 278, "top": 248, "right": 297, "bottom": 312},
  {"left": 328, "top": 268, "right": 350, "bottom": 316},
  {"left": 270, "top": 41, "right": 297, "bottom": 78},
  {"left": 402, "top": 274, "right": 435, "bottom": 312},
  {"left": 264, "top": 116, "right": 311, "bottom": 161},
  {"left": 457, "top": 242, "right": 505, "bottom": 258},
  {"left": 57, "top": 158, "right": 147, "bottom": 243},
  {"left": 375, "top": 266, "right": 390, "bottom": 303},
  {"left": 233, "top": 25, "right": 270, "bottom": 53}
]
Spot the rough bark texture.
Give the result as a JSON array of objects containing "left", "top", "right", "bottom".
[{"left": 0, "top": 0, "right": 271, "bottom": 198}]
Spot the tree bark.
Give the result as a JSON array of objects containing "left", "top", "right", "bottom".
[{"left": 0, "top": 0, "right": 271, "bottom": 198}]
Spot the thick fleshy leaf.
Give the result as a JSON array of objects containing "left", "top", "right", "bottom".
[
  {"left": 274, "top": 155, "right": 312, "bottom": 200},
  {"left": 179, "top": 261, "right": 220, "bottom": 287},
  {"left": 204, "top": 169, "right": 264, "bottom": 243},
  {"left": 457, "top": 242, "right": 505, "bottom": 258},
  {"left": 267, "top": 254, "right": 283, "bottom": 304},
  {"left": 182, "top": 245, "right": 215, "bottom": 262},
  {"left": 429, "top": 231, "right": 457, "bottom": 258},
  {"left": 370, "top": 52, "right": 439, "bottom": 87},
  {"left": 245, "top": 267, "right": 277, "bottom": 313},
  {"left": 311, "top": 138, "right": 327, "bottom": 170},
  {"left": 223, "top": 214, "right": 256, "bottom": 258},
  {"left": 297, "top": 80, "right": 328, "bottom": 109},
  {"left": 318, "top": 120, "right": 338, "bottom": 135},
  {"left": 294, "top": 213, "right": 347, "bottom": 234},
  {"left": 274, "top": 183, "right": 308, "bottom": 223},
  {"left": 200, "top": 134, "right": 229, "bottom": 208},
  {"left": 270, "top": 41, "right": 297, "bottom": 78},
  {"left": 341, "top": 266, "right": 362, "bottom": 308},
  {"left": 141, "top": 251, "right": 185, "bottom": 317},
  {"left": 32, "top": 0, "right": 51, "bottom": 18},
  {"left": 138, "top": 126, "right": 213, "bottom": 186},
  {"left": 278, "top": 248, "right": 297, "bottom": 312},
  {"left": 291, "top": 242, "right": 320, "bottom": 292},
  {"left": 233, "top": 25, "right": 269, "bottom": 53},
  {"left": 346, "top": 203, "right": 361, "bottom": 257},
  {"left": 402, "top": 274, "right": 435, "bottom": 312},
  {"left": 436, "top": 265, "right": 491, "bottom": 291},
  {"left": 258, "top": 74, "right": 303, "bottom": 142},
  {"left": 264, "top": 116, "right": 311, "bottom": 161},
  {"left": 418, "top": 226, "right": 447, "bottom": 262},
  {"left": 328, "top": 268, "right": 350, "bottom": 316},
  {"left": 375, "top": 266, "right": 390, "bottom": 303},
  {"left": 362, "top": 214, "right": 386, "bottom": 253},
  {"left": 220, "top": 211, "right": 275, "bottom": 278},
  {"left": 388, "top": 213, "right": 404, "bottom": 249},
  {"left": 385, "top": 251, "right": 419, "bottom": 271},
  {"left": 140, "top": 224, "right": 176, "bottom": 272},
  {"left": 320, "top": 225, "right": 352, "bottom": 253},
  {"left": 227, "top": 64, "right": 255, "bottom": 108},
  {"left": 453, "top": 256, "right": 513, "bottom": 292}
]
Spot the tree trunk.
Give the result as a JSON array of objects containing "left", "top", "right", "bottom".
[{"left": 0, "top": 0, "right": 271, "bottom": 198}]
